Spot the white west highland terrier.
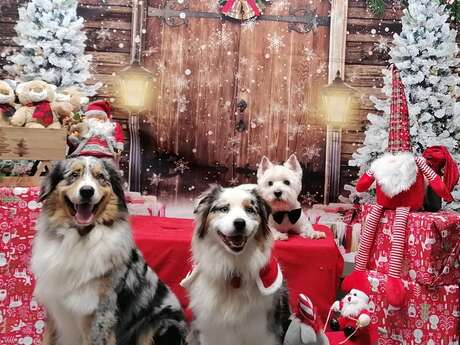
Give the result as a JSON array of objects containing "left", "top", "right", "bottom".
[{"left": 249, "top": 154, "right": 326, "bottom": 241}]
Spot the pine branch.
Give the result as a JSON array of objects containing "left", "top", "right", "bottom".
[{"left": 367, "top": 0, "right": 386, "bottom": 17}]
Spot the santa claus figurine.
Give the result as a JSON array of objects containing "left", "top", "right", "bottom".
[
  {"left": 342, "top": 66, "right": 454, "bottom": 307},
  {"left": 330, "top": 288, "right": 377, "bottom": 345},
  {"left": 69, "top": 100, "right": 124, "bottom": 165}
]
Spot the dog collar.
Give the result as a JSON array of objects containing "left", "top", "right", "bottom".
[{"left": 272, "top": 208, "right": 302, "bottom": 225}]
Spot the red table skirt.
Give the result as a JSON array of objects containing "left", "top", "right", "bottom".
[{"left": 131, "top": 216, "right": 344, "bottom": 322}]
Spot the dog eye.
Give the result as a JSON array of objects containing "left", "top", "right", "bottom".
[
  {"left": 97, "top": 173, "right": 105, "bottom": 180},
  {"left": 245, "top": 207, "right": 256, "bottom": 214},
  {"left": 283, "top": 180, "right": 290, "bottom": 185},
  {"left": 215, "top": 206, "right": 229, "bottom": 213},
  {"left": 268, "top": 181, "right": 273, "bottom": 186},
  {"left": 70, "top": 172, "right": 79, "bottom": 179}
]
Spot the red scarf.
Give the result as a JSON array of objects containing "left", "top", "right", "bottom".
[
  {"left": 28, "top": 101, "right": 54, "bottom": 127},
  {"left": 0, "top": 104, "right": 15, "bottom": 117}
]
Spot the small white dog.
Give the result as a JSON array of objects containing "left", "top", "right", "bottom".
[{"left": 253, "top": 154, "right": 326, "bottom": 240}]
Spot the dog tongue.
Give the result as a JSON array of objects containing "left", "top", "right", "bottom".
[{"left": 75, "top": 203, "right": 94, "bottom": 225}]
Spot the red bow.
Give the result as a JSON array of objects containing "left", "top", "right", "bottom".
[{"left": 28, "top": 101, "right": 54, "bottom": 127}]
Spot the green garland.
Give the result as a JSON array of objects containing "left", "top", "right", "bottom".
[{"left": 367, "top": 0, "right": 459, "bottom": 22}]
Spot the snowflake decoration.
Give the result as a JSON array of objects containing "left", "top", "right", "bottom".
[
  {"left": 373, "top": 37, "right": 390, "bottom": 54},
  {"left": 228, "top": 177, "right": 239, "bottom": 186},
  {"left": 292, "top": 84, "right": 305, "bottom": 97},
  {"left": 240, "top": 56, "right": 249, "bottom": 66},
  {"left": 174, "top": 95, "right": 189, "bottom": 113},
  {"left": 254, "top": 116, "right": 265, "bottom": 125},
  {"left": 143, "top": 46, "right": 159, "bottom": 57},
  {"left": 271, "top": 102, "right": 283, "bottom": 114},
  {"left": 227, "top": 136, "right": 241, "bottom": 146},
  {"left": 172, "top": 75, "right": 190, "bottom": 92},
  {"left": 302, "top": 145, "right": 321, "bottom": 162},
  {"left": 302, "top": 47, "right": 316, "bottom": 61},
  {"left": 211, "top": 27, "right": 233, "bottom": 49},
  {"left": 148, "top": 173, "right": 163, "bottom": 186},
  {"left": 242, "top": 19, "right": 258, "bottom": 32},
  {"left": 235, "top": 72, "right": 242, "bottom": 80},
  {"left": 155, "top": 61, "right": 166, "bottom": 74},
  {"left": 270, "top": 0, "right": 290, "bottom": 13},
  {"left": 228, "top": 146, "right": 241, "bottom": 155},
  {"left": 248, "top": 143, "right": 262, "bottom": 154},
  {"left": 297, "top": 102, "right": 310, "bottom": 113},
  {"left": 266, "top": 33, "right": 286, "bottom": 54},
  {"left": 96, "top": 28, "right": 112, "bottom": 42},
  {"left": 174, "top": 159, "right": 190, "bottom": 174}
]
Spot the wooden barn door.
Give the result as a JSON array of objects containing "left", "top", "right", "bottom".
[{"left": 143, "top": 0, "right": 330, "bottom": 202}]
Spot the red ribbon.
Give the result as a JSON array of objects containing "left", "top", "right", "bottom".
[{"left": 28, "top": 101, "right": 54, "bottom": 127}]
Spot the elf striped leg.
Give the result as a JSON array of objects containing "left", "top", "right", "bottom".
[
  {"left": 355, "top": 204, "right": 384, "bottom": 271},
  {"left": 342, "top": 204, "right": 384, "bottom": 292},
  {"left": 386, "top": 206, "right": 410, "bottom": 307},
  {"left": 415, "top": 156, "right": 453, "bottom": 202}
]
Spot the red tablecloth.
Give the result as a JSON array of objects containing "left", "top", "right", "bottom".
[{"left": 131, "top": 216, "right": 343, "bottom": 322}]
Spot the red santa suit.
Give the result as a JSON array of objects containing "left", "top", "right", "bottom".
[
  {"left": 342, "top": 66, "right": 454, "bottom": 307},
  {"left": 70, "top": 100, "right": 124, "bottom": 162}
]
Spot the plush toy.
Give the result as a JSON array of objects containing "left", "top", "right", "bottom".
[
  {"left": 56, "top": 87, "right": 89, "bottom": 124},
  {"left": 422, "top": 146, "right": 459, "bottom": 211},
  {"left": 329, "top": 288, "right": 377, "bottom": 345},
  {"left": 284, "top": 294, "right": 329, "bottom": 345},
  {"left": 0, "top": 80, "right": 17, "bottom": 127},
  {"left": 10, "top": 80, "right": 73, "bottom": 129},
  {"left": 342, "top": 66, "right": 453, "bottom": 307},
  {"left": 69, "top": 100, "right": 124, "bottom": 164}
]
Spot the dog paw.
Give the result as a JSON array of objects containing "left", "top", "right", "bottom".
[
  {"left": 273, "top": 231, "right": 289, "bottom": 241},
  {"left": 304, "top": 231, "right": 326, "bottom": 239}
]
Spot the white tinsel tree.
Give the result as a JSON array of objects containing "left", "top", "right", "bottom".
[
  {"left": 342, "top": 0, "right": 460, "bottom": 209},
  {"left": 4, "top": 0, "right": 98, "bottom": 95}
]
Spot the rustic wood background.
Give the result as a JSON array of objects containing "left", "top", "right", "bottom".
[{"left": 1, "top": 0, "right": 458, "bottom": 203}]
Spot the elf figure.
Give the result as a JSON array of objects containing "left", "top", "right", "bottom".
[
  {"left": 342, "top": 66, "right": 453, "bottom": 307},
  {"left": 220, "top": 0, "right": 268, "bottom": 20},
  {"left": 330, "top": 288, "right": 377, "bottom": 345},
  {"left": 70, "top": 100, "right": 124, "bottom": 165}
]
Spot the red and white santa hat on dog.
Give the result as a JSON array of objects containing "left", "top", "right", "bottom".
[{"left": 85, "top": 100, "right": 113, "bottom": 119}]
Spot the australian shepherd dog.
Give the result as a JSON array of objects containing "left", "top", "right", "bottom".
[
  {"left": 181, "top": 185, "right": 292, "bottom": 345},
  {"left": 31, "top": 157, "right": 187, "bottom": 345}
]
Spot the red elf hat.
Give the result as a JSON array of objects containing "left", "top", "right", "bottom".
[{"left": 387, "top": 65, "right": 411, "bottom": 153}]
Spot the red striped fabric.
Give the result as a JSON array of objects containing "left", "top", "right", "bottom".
[
  {"left": 355, "top": 205, "right": 384, "bottom": 271},
  {"left": 415, "top": 156, "right": 437, "bottom": 181},
  {"left": 388, "top": 207, "right": 410, "bottom": 278}
]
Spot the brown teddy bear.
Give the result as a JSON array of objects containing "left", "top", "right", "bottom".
[
  {"left": 0, "top": 80, "right": 17, "bottom": 127},
  {"left": 10, "top": 80, "right": 73, "bottom": 129}
]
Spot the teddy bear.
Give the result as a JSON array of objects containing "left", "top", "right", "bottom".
[
  {"left": 10, "top": 80, "right": 73, "bottom": 129},
  {"left": 0, "top": 80, "right": 17, "bottom": 127},
  {"left": 56, "top": 87, "right": 89, "bottom": 126}
]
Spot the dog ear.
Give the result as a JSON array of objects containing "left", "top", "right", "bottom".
[
  {"left": 194, "top": 184, "right": 222, "bottom": 238},
  {"left": 39, "top": 161, "right": 64, "bottom": 202},
  {"left": 102, "top": 160, "right": 127, "bottom": 212},
  {"left": 284, "top": 154, "right": 302, "bottom": 176},
  {"left": 257, "top": 156, "right": 273, "bottom": 179},
  {"left": 252, "top": 190, "right": 272, "bottom": 239}
]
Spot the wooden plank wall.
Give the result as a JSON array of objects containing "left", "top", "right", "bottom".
[{"left": 0, "top": 0, "right": 132, "bottom": 107}]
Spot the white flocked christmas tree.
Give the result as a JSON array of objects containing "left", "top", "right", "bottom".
[
  {"left": 4, "top": 0, "right": 98, "bottom": 95},
  {"left": 343, "top": 0, "right": 460, "bottom": 209}
]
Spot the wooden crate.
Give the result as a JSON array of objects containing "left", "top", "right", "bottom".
[{"left": 0, "top": 127, "right": 67, "bottom": 187}]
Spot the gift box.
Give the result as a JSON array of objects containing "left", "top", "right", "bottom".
[
  {"left": 367, "top": 270, "right": 460, "bottom": 345},
  {"left": 360, "top": 204, "right": 460, "bottom": 286},
  {"left": 0, "top": 187, "right": 45, "bottom": 345}
]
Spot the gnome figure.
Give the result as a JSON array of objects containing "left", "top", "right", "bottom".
[
  {"left": 69, "top": 100, "right": 124, "bottom": 165},
  {"left": 330, "top": 288, "right": 377, "bottom": 345},
  {"left": 342, "top": 66, "right": 453, "bottom": 307}
]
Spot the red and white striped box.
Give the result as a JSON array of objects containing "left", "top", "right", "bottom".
[
  {"left": 0, "top": 187, "right": 45, "bottom": 345},
  {"left": 358, "top": 204, "right": 460, "bottom": 286},
  {"left": 367, "top": 270, "right": 459, "bottom": 345}
]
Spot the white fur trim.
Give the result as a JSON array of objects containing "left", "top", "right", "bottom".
[
  {"left": 371, "top": 152, "right": 417, "bottom": 197},
  {"left": 86, "top": 109, "right": 108, "bottom": 118},
  {"left": 256, "top": 264, "right": 283, "bottom": 296},
  {"left": 350, "top": 289, "right": 369, "bottom": 304}
]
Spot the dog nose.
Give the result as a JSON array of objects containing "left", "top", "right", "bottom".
[
  {"left": 233, "top": 218, "right": 246, "bottom": 232},
  {"left": 274, "top": 191, "right": 282, "bottom": 198},
  {"left": 80, "top": 186, "right": 95, "bottom": 199}
]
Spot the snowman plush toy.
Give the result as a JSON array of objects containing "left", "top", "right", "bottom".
[{"left": 342, "top": 66, "right": 453, "bottom": 307}]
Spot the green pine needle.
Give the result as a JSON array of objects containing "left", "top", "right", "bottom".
[{"left": 367, "top": 0, "right": 386, "bottom": 17}]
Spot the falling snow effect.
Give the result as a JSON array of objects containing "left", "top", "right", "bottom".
[
  {"left": 266, "top": 33, "right": 286, "bottom": 54},
  {"left": 174, "top": 159, "right": 190, "bottom": 174}
]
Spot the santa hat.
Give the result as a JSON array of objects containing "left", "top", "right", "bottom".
[
  {"left": 85, "top": 100, "right": 112, "bottom": 119},
  {"left": 387, "top": 65, "right": 411, "bottom": 153},
  {"left": 423, "top": 146, "right": 459, "bottom": 192}
]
